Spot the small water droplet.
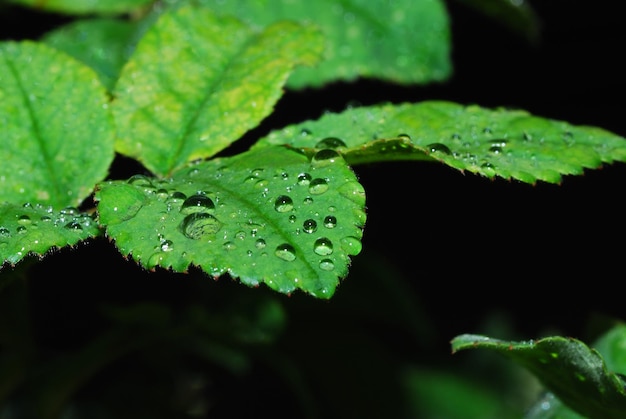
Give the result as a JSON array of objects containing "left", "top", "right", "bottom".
[
  {"left": 426, "top": 143, "right": 452, "bottom": 155},
  {"left": 323, "top": 215, "right": 337, "bottom": 228},
  {"left": 64, "top": 221, "right": 83, "bottom": 230},
  {"left": 397, "top": 133, "right": 411, "bottom": 141},
  {"left": 274, "top": 195, "right": 294, "bottom": 212},
  {"left": 297, "top": 172, "right": 312, "bottom": 186},
  {"left": 60, "top": 206, "right": 79, "bottom": 215},
  {"left": 180, "top": 194, "right": 215, "bottom": 214},
  {"left": 309, "top": 178, "right": 328, "bottom": 195},
  {"left": 300, "top": 128, "right": 312, "bottom": 137},
  {"left": 319, "top": 259, "right": 335, "bottom": 271},
  {"left": 288, "top": 215, "right": 297, "bottom": 223},
  {"left": 17, "top": 226, "right": 27, "bottom": 234},
  {"left": 235, "top": 231, "right": 246, "bottom": 240},
  {"left": 314, "top": 237, "right": 333, "bottom": 255},
  {"left": 303, "top": 196, "right": 314, "bottom": 205},
  {"left": 17, "top": 215, "right": 31, "bottom": 225},
  {"left": 180, "top": 212, "right": 222, "bottom": 240},
  {"left": 155, "top": 189, "right": 169, "bottom": 199},
  {"left": 315, "top": 137, "right": 347, "bottom": 149},
  {"left": 160, "top": 239, "right": 173, "bottom": 252},
  {"left": 275, "top": 243, "right": 296, "bottom": 261},
  {"left": 166, "top": 191, "right": 187, "bottom": 205},
  {"left": 303, "top": 219, "right": 317, "bottom": 233},
  {"left": 255, "top": 238, "right": 266, "bottom": 249},
  {"left": 223, "top": 241, "right": 236, "bottom": 251},
  {"left": 0, "top": 227, "right": 10, "bottom": 238}
]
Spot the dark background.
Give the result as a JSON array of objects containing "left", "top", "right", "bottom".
[{"left": 1, "top": 0, "right": 625, "bottom": 417}]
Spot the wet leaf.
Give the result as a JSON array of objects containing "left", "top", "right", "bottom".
[
  {"left": 0, "top": 41, "right": 115, "bottom": 207},
  {"left": 451, "top": 333, "right": 626, "bottom": 419},
  {"left": 112, "top": 4, "right": 324, "bottom": 177},
  {"left": 169, "top": 0, "right": 452, "bottom": 88},
  {"left": 0, "top": 202, "right": 102, "bottom": 268},
  {"left": 254, "top": 100, "right": 626, "bottom": 184},
  {"left": 95, "top": 146, "right": 366, "bottom": 299}
]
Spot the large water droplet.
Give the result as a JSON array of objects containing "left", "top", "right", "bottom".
[
  {"left": 275, "top": 243, "right": 296, "bottom": 261},
  {"left": 311, "top": 149, "right": 341, "bottom": 168},
  {"left": 180, "top": 212, "right": 222, "bottom": 240},
  {"left": 319, "top": 259, "right": 335, "bottom": 271},
  {"left": 303, "top": 219, "right": 317, "bottom": 233},
  {"left": 426, "top": 143, "right": 452, "bottom": 155},
  {"left": 180, "top": 194, "right": 215, "bottom": 214},
  {"left": 314, "top": 237, "right": 333, "bottom": 255},
  {"left": 274, "top": 195, "right": 294, "bottom": 212},
  {"left": 315, "top": 137, "right": 347, "bottom": 149},
  {"left": 309, "top": 178, "right": 328, "bottom": 195},
  {"left": 323, "top": 215, "right": 337, "bottom": 228},
  {"left": 297, "top": 172, "right": 312, "bottom": 186}
]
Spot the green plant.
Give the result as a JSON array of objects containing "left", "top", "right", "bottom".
[{"left": 1, "top": 0, "right": 625, "bottom": 417}]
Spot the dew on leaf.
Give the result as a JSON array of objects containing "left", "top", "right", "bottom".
[
  {"left": 60, "top": 206, "right": 79, "bottom": 215},
  {"left": 323, "top": 215, "right": 337, "bottom": 228},
  {"left": 303, "top": 219, "right": 317, "bottom": 233},
  {"left": 397, "top": 133, "right": 411, "bottom": 141},
  {"left": 288, "top": 215, "right": 297, "bottom": 223},
  {"left": 160, "top": 240, "right": 173, "bottom": 252},
  {"left": 40, "top": 215, "right": 52, "bottom": 222},
  {"left": 303, "top": 196, "right": 314, "bottom": 205},
  {"left": 340, "top": 236, "right": 363, "bottom": 255},
  {"left": 309, "top": 178, "right": 329, "bottom": 195},
  {"left": 315, "top": 137, "right": 347, "bottom": 149},
  {"left": 17, "top": 215, "right": 31, "bottom": 225},
  {"left": 255, "top": 239, "right": 266, "bottom": 249},
  {"left": 64, "top": 221, "right": 83, "bottom": 230},
  {"left": 297, "top": 172, "right": 312, "bottom": 186},
  {"left": 17, "top": 226, "right": 27, "bottom": 234},
  {"left": 300, "top": 128, "right": 312, "bottom": 137},
  {"left": 314, "top": 237, "right": 333, "bottom": 255},
  {"left": 312, "top": 149, "right": 341, "bottom": 168},
  {"left": 275, "top": 243, "right": 296, "bottom": 261},
  {"left": 155, "top": 189, "right": 169, "bottom": 200},
  {"left": 274, "top": 195, "right": 294, "bottom": 212},
  {"left": 223, "top": 241, "right": 236, "bottom": 251},
  {"left": 180, "top": 212, "right": 222, "bottom": 240},
  {"left": 235, "top": 231, "right": 246, "bottom": 240},
  {"left": 0, "top": 227, "right": 10, "bottom": 238},
  {"left": 426, "top": 143, "right": 452, "bottom": 155},
  {"left": 127, "top": 174, "right": 153, "bottom": 187},
  {"left": 180, "top": 194, "right": 215, "bottom": 214},
  {"left": 319, "top": 259, "right": 335, "bottom": 271},
  {"left": 166, "top": 191, "right": 187, "bottom": 205}
]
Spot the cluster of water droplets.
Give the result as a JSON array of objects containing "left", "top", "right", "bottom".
[{"left": 0, "top": 203, "right": 96, "bottom": 258}]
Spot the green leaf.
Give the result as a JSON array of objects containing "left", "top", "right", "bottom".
[
  {"left": 451, "top": 334, "right": 626, "bottom": 419},
  {"left": 0, "top": 202, "right": 101, "bottom": 267},
  {"left": 253, "top": 101, "right": 626, "bottom": 184},
  {"left": 95, "top": 146, "right": 366, "bottom": 298},
  {"left": 170, "top": 0, "right": 452, "bottom": 88},
  {"left": 7, "top": 0, "right": 154, "bottom": 15},
  {"left": 112, "top": 4, "right": 325, "bottom": 177},
  {"left": 41, "top": 18, "right": 138, "bottom": 92},
  {"left": 0, "top": 41, "right": 116, "bottom": 207}
]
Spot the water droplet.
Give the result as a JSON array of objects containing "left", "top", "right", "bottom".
[
  {"left": 127, "top": 174, "right": 153, "bottom": 187},
  {"left": 397, "top": 133, "right": 411, "bottom": 141},
  {"left": 274, "top": 195, "right": 294, "bottom": 212},
  {"left": 311, "top": 149, "right": 341, "bottom": 168},
  {"left": 235, "top": 231, "right": 246, "bottom": 240},
  {"left": 275, "top": 243, "right": 296, "bottom": 261},
  {"left": 255, "top": 238, "right": 266, "bottom": 249},
  {"left": 17, "top": 215, "right": 31, "bottom": 225},
  {"left": 180, "top": 194, "right": 215, "bottom": 214},
  {"left": 303, "top": 219, "right": 317, "bottom": 233},
  {"left": 314, "top": 237, "right": 333, "bottom": 255},
  {"left": 166, "top": 191, "right": 187, "bottom": 205},
  {"left": 323, "top": 215, "right": 337, "bottom": 228},
  {"left": 60, "top": 206, "right": 79, "bottom": 215},
  {"left": 160, "top": 239, "right": 173, "bottom": 252},
  {"left": 0, "top": 227, "right": 10, "bottom": 238},
  {"left": 300, "top": 128, "right": 312, "bottom": 137},
  {"left": 315, "top": 137, "right": 347, "bottom": 149},
  {"left": 319, "top": 259, "right": 335, "bottom": 271},
  {"left": 155, "top": 189, "right": 169, "bottom": 200},
  {"left": 303, "top": 196, "right": 314, "bottom": 205},
  {"left": 309, "top": 178, "right": 328, "bottom": 195},
  {"left": 180, "top": 213, "right": 222, "bottom": 240},
  {"left": 64, "top": 221, "right": 83, "bottom": 230},
  {"left": 16, "top": 226, "right": 27, "bottom": 234},
  {"left": 426, "top": 143, "right": 452, "bottom": 155},
  {"left": 288, "top": 215, "right": 297, "bottom": 223},
  {"left": 340, "top": 236, "right": 362, "bottom": 255},
  {"left": 297, "top": 172, "right": 312, "bottom": 186},
  {"left": 223, "top": 241, "right": 236, "bottom": 251}
]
